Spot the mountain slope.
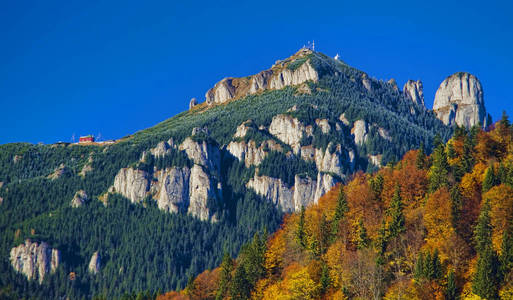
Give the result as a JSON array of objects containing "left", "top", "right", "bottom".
[{"left": 0, "top": 48, "right": 452, "bottom": 298}]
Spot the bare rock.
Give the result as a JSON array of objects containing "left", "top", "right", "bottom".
[
  {"left": 403, "top": 80, "right": 424, "bottom": 106},
  {"left": 189, "top": 98, "right": 198, "bottom": 109},
  {"left": 352, "top": 120, "right": 368, "bottom": 145},
  {"left": 88, "top": 251, "right": 101, "bottom": 274},
  {"left": 10, "top": 240, "right": 60, "bottom": 283},
  {"left": 293, "top": 175, "right": 317, "bottom": 211},
  {"left": 111, "top": 168, "right": 149, "bottom": 204},
  {"left": 227, "top": 139, "right": 282, "bottom": 168},
  {"left": 314, "top": 173, "right": 338, "bottom": 201},
  {"left": 47, "top": 163, "right": 71, "bottom": 180},
  {"left": 179, "top": 137, "right": 220, "bottom": 175},
  {"left": 315, "top": 119, "right": 331, "bottom": 134},
  {"left": 269, "top": 114, "right": 311, "bottom": 154},
  {"left": 247, "top": 175, "right": 294, "bottom": 212},
  {"left": 71, "top": 190, "right": 88, "bottom": 208},
  {"left": 154, "top": 167, "right": 191, "bottom": 214},
  {"left": 361, "top": 74, "right": 372, "bottom": 92},
  {"left": 433, "top": 72, "right": 486, "bottom": 128},
  {"left": 188, "top": 165, "right": 216, "bottom": 221}
]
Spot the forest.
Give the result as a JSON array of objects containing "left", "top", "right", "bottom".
[{"left": 162, "top": 115, "right": 513, "bottom": 300}]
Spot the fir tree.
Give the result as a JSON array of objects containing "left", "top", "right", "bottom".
[
  {"left": 216, "top": 252, "right": 234, "bottom": 300},
  {"left": 450, "top": 186, "right": 462, "bottom": 230},
  {"left": 296, "top": 206, "right": 307, "bottom": 248},
  {"left": 387, "top": 185, "right": 405, "bottom": 239},
  {"left": 500, "top": 224, "right": 513, "bottom": 279},
  {"left": 482, "top": 165, "right": 496, "bottom": 193},
  {"left": 473, "top": 200, "right": 501, "bottom": 299},
  {"left": 446, "top": 270, "right": 458, "bottom": 300},
  {"left": 230, "top": 265, "right": 251, "bottom": 300},
  {"left": 429, "top": 144, "right": 449, "bottom": 193},
  {"left": 356, "top": 219, "right": 370, "bottom": 249},
  {"left": 319, "top": 261, "right": 331, "bottom": 293},
  {"left": 331, "top": 187, "right": 348, "bottom": 240},
  {"left": 416, "top": 142, "right": 426, "bottom": 169}
]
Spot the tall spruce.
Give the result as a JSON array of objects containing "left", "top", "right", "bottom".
[
  {"left": 331, "top": 187, "right": 348, "bottom": 241},
  {"left": 429, "top": 144, "right": 449, "bottom": 193},
  {"left": 416, "top": 142, "right": 426, "bottom": 169},
  {"left": 296, "top": 206, "right": 307, "bottom": 248},
  {"left": 473, "top": 200, "right": 501, "bottom": 299},
  {"left": 446, "top": 270, "right": 458, "bottom": 300},
  {"left": 216, "top": 252, "right": 234, "bottom": 300},
  {"left": 387, "top": 185, "right": 405, "bottom": 239},
  {"left": 356, "top": 219, "right": 370, "bottom": 249},
  {"left": 482, "top": 165, "right": 496, "bottom": 193},
  {"left": 500, "top": 224, "right": 513, "bottom": 279}
]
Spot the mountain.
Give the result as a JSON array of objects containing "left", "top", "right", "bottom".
[
  {"left": 0, "top": 47, "right": 474, "bottom": 298},
  {"left": 164, "top": 119, "right": 513, "bottom": 300}
]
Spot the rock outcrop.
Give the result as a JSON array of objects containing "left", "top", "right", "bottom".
[
  {"left": 352, "top": 120, "right": 368, "bottom": 145},
  {"left": 10, "top": 240, "right": 60, "bottom": 283},
  {"left": 111, "top": 168, "right": 149, "bottom": 204},
  {"left": 88, "top": 251, "right": 101, "bottom": 274},
  {"left": 227, "top": 140, "right": 282, "bottom": 167},
  {"left": 179, "top": 137, "right": 220, "bottom": 175},
  {"left": 269, "top": 114, "right": 313, "bottom": 153},
  {"left": 150, "top": 139, "right": 175, "bottom": 158},
  {"left": 189, "top": 98, "right": 198, "bottom": 109},
  {"left": 205, "top": 49, "right": 319, "bottom": 105},
  {"left": 247, "top": 175, "right": 294, "bottom": 212},
  {"left": 48, "top": 163, "right": 71, "bottom": 180},
  {"left": 433, "top": 72, "right": 486, "bottom": 128},
  {"left": 71, "top": 190, "right": 88, "bottom": 208},
  {"left": 153, "top": 167, "right": 191, "bottom": 214},
  {"left": 403, "top": 80, "right": 424, "bottom": 106}
]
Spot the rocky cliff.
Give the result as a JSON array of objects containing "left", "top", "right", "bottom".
[
  {"left": 433, "top": 72, "right": 486, "bottom": 128},
  {"left": 88, "top": 251, "right": 101, "bottom": 274},
  {"left": 110, "top": 130, "right": 222, "bottom": 221},
  {"left": 205, "top": 48, "right": 319, "bottom": 105},
  {"left": 71, "top": 190, "right": 88, "bottom": 208},
  {"left": 403, "top": 80, "right": 424, "bottom": 106},
  {"left": 10, "top": 240, "right": 60, "bottom": 283}
]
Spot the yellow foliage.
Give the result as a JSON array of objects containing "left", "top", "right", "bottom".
[
  {"left": 484, "top": 184, "right": 513, "bottom": 253},
  {"left": 423, "top": 187, "right": 454, "bottom": 261}
]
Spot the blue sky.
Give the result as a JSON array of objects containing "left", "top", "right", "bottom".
[{"left": 1, "top": 0, "right": 512, "bottom": 144}]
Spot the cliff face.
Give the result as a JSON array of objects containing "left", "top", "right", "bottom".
[
  {"left": 10, "top": 240, "right": 60, "bottom": 283},
  {"left": 88, "top": 251, "right": 101, "bottom": 274},
  {"left": 110, "top": 131, "right": 222, "bottom": 221},
  {"left": 205, "top": 49, "right": 319, "bottom": 105},
  {"left": 433, "top": 72, "right": 486, "bottom": 128},
  {"left": 403, "top": 80, "right": 424, "bottom": 106}
]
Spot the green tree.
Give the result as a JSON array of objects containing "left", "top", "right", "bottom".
[
  {"left": 356, "top": 219, "right": 370, "bottom": 249},
  {"left": 500, "top": 224, "right": 513, "bottom": 279},
  {"left": 331, "top": 187, "right": 348, "bottom": 241},
  {"left": 216, "top": 253, "right": 234, "bottom": 300},
  {"left": 482, "top": 165, "right": 496, "bottom": 193},
  {"left": 387, "top": 185, "right": 405, "bottom": 239},
  {"left": 429, "top": 144, "right": 449, "bottom": 193},
  {"left": 473, "top": 200, "right": 501, "bottom": 299},
  {"left": 230, "top": 265, "right": 251, "bottom": 300},
  {"left": 446, "top": 270, "right": 458, "bottom": 300},
  {"left": 296, "top": 206, "right": 307, "bottom": 249},
  {"left": 416, "top": 142, "right": 426, "bottom": 169}
]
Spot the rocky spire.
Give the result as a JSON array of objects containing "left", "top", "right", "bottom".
[
  {"left": 403, "top": 80, "right": 424, "bottom": 106},
  {"left": 433, "top": 72, "right": 486, "bottom": 128}
]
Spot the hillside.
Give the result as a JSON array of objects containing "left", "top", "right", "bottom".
[
  {"left": 0, "top": 48, "right": 455, "bottom": 298},
  {"left": 162, "top": 116, "right": 513, "bottom": 300}
]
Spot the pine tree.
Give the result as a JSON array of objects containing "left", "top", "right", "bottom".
[
  {"left": 500, "top": 224, "right": 513, "bottom": 279},
  {"left": 482, "top": 165, "right": 496, "bottom": 193},
  {"left": 450, "top": 186, "right": 462, "bottom": 230},
  {"left": 432, "top": 248, "right": 443, "bottom": 280},
  {"left": 414, "top": 252, "right": 425, "bottom": 281},
  {"left": 230, "top": 265, "right": 251, "bottom": 300},
  {"left": 387, "top": 185, "right": 405, "bottom": 239},
  {"left": 473, "top": 200, "right": 501, "bottom": 299},
  {"left": 319, "top": 261, "right": 331, "bottom": 293},
  {"left": 331, "top": 187, "right": 348, "bottom": 240},
  {"left": 216, "top": 252, "right": 234, "bottom": 300},
  {"left": 429, "top": 144, "right": 449, "bottom": 193},
  {"left": 296, "top": 206, "right": 307, "bottom": 248},
  {"left": 447, "top": 142, "right": 457, "bottom": 160},
  {"left": 461, "top": 134, "right": 475, "bottom": 173},
  {"left": 446, "top": 270, "right": 458, "bottom": 300},
  {"left": 356, "top": 219, "right": 370, "bottom": 249},
  {"left": 369, "top": 173, "right": 384, "bottom": 201}
]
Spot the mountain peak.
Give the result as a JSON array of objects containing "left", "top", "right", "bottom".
[{"left": 202, "top": 49, "right": 337, "bottom": 106}]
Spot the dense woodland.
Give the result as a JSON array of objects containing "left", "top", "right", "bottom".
[
  {"left": 163, "top": 116, "right": 513, "bottom": 300},
  {"left": 0, "top": 53, "right": 453, "bottom": 298}
]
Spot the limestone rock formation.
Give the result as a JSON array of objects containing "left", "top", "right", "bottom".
[
  {"left": 179, "top": 137, "right": 220, "bottom": 175},
  {"left": 71, "top": 190, "right": 88, "bottom": 208},
  {"left": 153, "top": 167, "right": 191, "bottom": 214},
  {"left": 227, "top": 140, "right": 282, "bottom": 167},
  {"left": 433, "top": 72, "right": 486, "bottom": 128},
  {"left": 403, "top": 80, "right": 424, "bottom": 106},
  {"left": 150, "top": 139, "right": 175, "bottom": 158},
  {"left": 247, "top": 175, "right": 294, "bottom": 212},
  {"left": 189, "top": 98, "right": 198, "bottom": 109},
  {"left": 187, "top": 165, "right": 216, "bottom": 221},
  {"left": 88, "top": 251, "right": 101, "bottom": 274},
  {"left": 48, "top": 163, "right": 71, "bottom": 180},
  {"left": 352, "top": 120, "right": 368, "bottom": 145},
  {"left": 293, "top": 175, "right": 317, "bottom": 211},
  {"left": 205, "top": 49, "right": 319, "bottom": 105},
  {"left": 269, "top": 114, "right": 312, "bottom": 153},
  {"left": 10, "top": 240, "right": 60, "bottom": 283},
  {"left": 111, "top": 168, "right": 149, "bottom": 204},
  {"left": 314, "top": 173, "right": 338, "bottom": 201}
]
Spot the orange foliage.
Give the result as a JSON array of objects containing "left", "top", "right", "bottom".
[
  {"left": 484, "top": 184, "right": 513, "bottom": 253},
  {"left": 424, "top": 187, "right": 454, "bottom": 261}
]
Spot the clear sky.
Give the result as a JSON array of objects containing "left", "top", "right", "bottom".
[{"left": 1, "top": 0, "right": 512, "bottom": 144}]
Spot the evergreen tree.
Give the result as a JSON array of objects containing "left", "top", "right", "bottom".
[
  {"left": 473, "top": 200, "right": 501, "bottom": 299},
  {"left": 387, "top": 185, "right": 405, "bottom": 239},
  {"left": 482, "top": 165, "right": 496, "bottom": 193},
  {"left": 356, "top": 219, "right": 370, "bottom": 249},
  {"left": 447, "top": 142, "right": 457, "bottom": 160},
  {"left": 319, "top": 261, "right": 331, "bottom": 293},
  {"left": 429, "top": 144, "right": 449, "bottom": 192},
  {"left": 369, "top": 173, "right": 384, "bottom": 201},
  {"left": 414, "top": 252, "right": 425, "bottom": 281},
  {"left": 432, "top": 249, "right": 443, "bottom": 280},
  {"left": 230, "top": 265, "right": 251, "bottom": 300},
  {"left": 296, "top": 206, "right": 307, "bottom": 249},
  {"left": 500, "top": 110, "right": 510, "bottom": 128},
  {"left": 461, "top": 134, "right": 475, "bottom": 173},
  {"left": 450, "top": 186, "right": 462, "bottom": 230},
  {"left": 331, "top": 187, "right": 348, "bottom": 240},
  {"left": 216, "top": 253, "right": 234, "bottom": 300},
  {"left": 446, "top": 270, "right": 458, "bottom": 300},
  {"left": 500, "top": 224, "right": 513, "bottom": 279}
]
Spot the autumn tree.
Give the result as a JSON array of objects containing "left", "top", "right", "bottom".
[
  {"left": 356, "top": 219, "right": 370, "bottom": 249},
  {"left": 216, "top": 253, "right": 233, "bottom": 300}
]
